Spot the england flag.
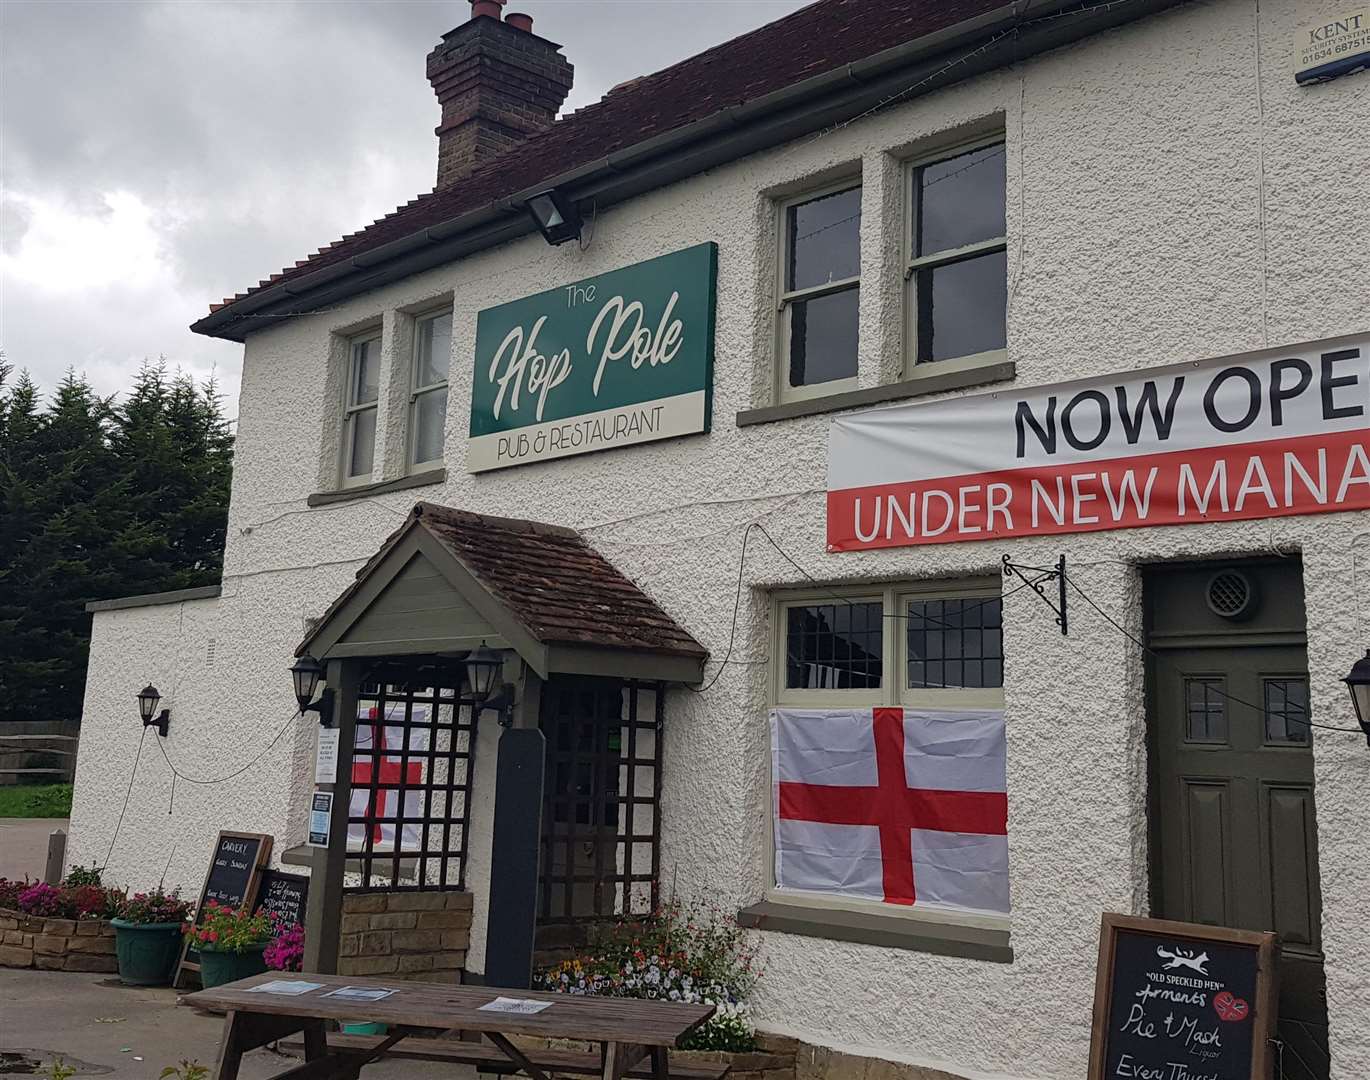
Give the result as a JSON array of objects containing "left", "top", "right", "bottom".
[
  {"left": 348, "top": 702, "right": 430, "bottom": 852},
  {"left": 771, "top": 706, "right": 1009, "bottom": 914}
]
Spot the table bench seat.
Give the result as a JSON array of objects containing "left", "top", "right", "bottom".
[{"left": 281, "top": 1035, "right": 730, "bottom": 1080}]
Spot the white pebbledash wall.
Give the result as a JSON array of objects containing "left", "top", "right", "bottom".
[{"left": 70, "top": 2, "right": 1370, "bottom": 1077}]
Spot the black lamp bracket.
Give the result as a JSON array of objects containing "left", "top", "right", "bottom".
[
  {"left": 302, "top": 687, "right": 336, "bottom": 728},
  {"left": 481, "top": 682, "right": 517, "bottom": 728},
  {"left": 143, "top": 709, "right": 171, "bottom": 738},
  {"left": 1002, "top": 553, "right": 1068, "bottom": 636}
]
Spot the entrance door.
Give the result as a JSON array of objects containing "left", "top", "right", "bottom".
[{"left": 1147, "top": 560, "right": 1328, "bottom": 1080}]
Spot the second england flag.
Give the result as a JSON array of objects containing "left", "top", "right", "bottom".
[{"left": 771, "top": 706, "right": 1009, "bottom": 914}]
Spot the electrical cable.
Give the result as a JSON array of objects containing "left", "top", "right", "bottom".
[
  {"left": 99, "top": 727, "right": 149, "bottom": 871},
  {"left": 1062, "top": 574, "right": 1363, "bottom": 735},
  {"left": 153, "top": 709, "right": 302, "bottom": 785}
]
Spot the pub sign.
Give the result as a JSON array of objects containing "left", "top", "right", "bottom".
[{"left": 468, "top": 242, "right": 717, "bottom": 472}]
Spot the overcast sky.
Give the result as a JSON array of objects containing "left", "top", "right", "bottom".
[{"left": 1, "top": 0, "right": 810, "bottom": 418}]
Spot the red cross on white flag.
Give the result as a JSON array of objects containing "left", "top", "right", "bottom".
[
  {"left": 348, "top": 702, "right": 429, "bottom": 852},
  {"left": 771, "top": 707, "right": 1009, "bottom": 913}
]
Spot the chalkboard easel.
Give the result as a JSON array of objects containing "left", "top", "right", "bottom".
[
  {"left": 254, "top": 868, "right": 308, "bottom": 930},
  {"left": 173, "top": 831, "right": 273, "bottom": 989},
  {"left": 1088, "top": 913, "right": 1279, "bottom": 1080}
]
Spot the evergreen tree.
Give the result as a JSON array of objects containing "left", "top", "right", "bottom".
[{"left": 0, "top": 360, "right": 233, "bottom": 725}]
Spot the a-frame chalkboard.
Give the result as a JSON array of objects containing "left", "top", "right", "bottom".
[
  {"left": 1088, "top": 913, "right": 1279, "bottom": 1080},
  {"left": 173, "top": 831, "right": 273, "bottom": 989}
]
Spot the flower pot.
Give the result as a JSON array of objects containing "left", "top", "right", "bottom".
[
  {"left": 197, "top": 943, "right": 269, "bottom": 989},
  {"left": 110, "top": 919, "right": 184, "bottom": 987}
]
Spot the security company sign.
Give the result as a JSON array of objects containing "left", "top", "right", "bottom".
[
  {"left": 1295, "top": 5, "right": 1370, "bottom": 83},
  {"left": 468, "top": 243, "right": 716, "bottom": 472},
  {"left": 827, "top": 336, "right": 1370, "bottom": 551}
]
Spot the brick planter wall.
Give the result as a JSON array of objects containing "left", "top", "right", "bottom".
[
  {"left": 337, "top": 890, "right": 472, "bottom": 983},
  {"left": 0, "top": 908, "right": 117, "bottom": 973}
]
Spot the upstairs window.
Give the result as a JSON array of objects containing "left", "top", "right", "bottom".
[
  {"left": 342, "top": 332, "right": 380, "bottom": 485},
  {"left": 777, "top": 182, "right": 861, "bottom": 401},
  {"left": 907, "top": 140, "right": 1007, "bottom": 368},
  {"left": 409, "top": 310, "right": 452, "bottom": 469}
]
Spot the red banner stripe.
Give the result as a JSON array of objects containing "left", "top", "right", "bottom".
[{"left": 827, "top": 429, "right": 1370, "bottom": 550}]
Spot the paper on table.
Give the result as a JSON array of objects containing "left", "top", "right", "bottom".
[
  {"left": 478, "top": 996, "right": 552, "bottom": 1014},
  {"left": 246, "top": 980, "right": 324, "bottom": 996},
  {"left": 323, "top": 986, "right": 399, "bottom": 1001}
]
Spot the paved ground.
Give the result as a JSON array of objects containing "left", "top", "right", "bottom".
[
  {"left": 0, "top": 969, "right": 461, "bottom": 1078},
  {"left": 0, "top": 818, "right": 67, "bottom": 881}
]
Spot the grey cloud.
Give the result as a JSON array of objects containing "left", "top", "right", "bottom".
[{"left": 1, "top": 0, "right": 808, "bottom": 415}]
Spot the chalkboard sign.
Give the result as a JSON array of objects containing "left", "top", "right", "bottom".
[
  {"left": 254, "top": 869, "right": 308, "bottom": 929},
  {"left": 173, "top": 831, "right": 273, "bottom": 988},
  {"left": 1089, "top": 914, "right": 1278, "bottom": 1080}
]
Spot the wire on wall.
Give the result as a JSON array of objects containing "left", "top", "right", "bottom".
[{"left": 100, "top": 727, "right": 149, "bottom": 871}]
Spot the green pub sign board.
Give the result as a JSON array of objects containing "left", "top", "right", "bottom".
[{"left": 468, "top": 242, "right": 717, "bottom": 472}]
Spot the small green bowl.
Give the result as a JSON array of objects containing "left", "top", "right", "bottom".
[{"left": 341, "top": 1022, "right": 388, "bottom": 1036}]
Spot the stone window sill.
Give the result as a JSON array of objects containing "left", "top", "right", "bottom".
[
  {"left": 307, "top": 467, "right": 446, "bottom": 507},
  {"left": 735, "top": 360, "right": 1015, "bottom": 427},
  {"left": 736, "top": 900, "right": 1013, "bottom": 963}
]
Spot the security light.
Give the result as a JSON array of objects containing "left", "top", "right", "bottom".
[{"left": 526, "top": 189, "right": 583, "bottom": 246}]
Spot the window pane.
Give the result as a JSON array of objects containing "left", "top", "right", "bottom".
[
  {"left": 788, "top": 285, "right": 859, "bottom": 388},
  {"left": 415, "top": 312, "right": 452, "bottom": 388},
  {"left": 412, "top": 388, "right": 448, "bottom": 465},
  {"left": 907, "top": 595, "right": 1003, "bottom": 689},
  {"left": 347, "top": 407, "right": 376, "bottom": 478},
  {"left": 1184, "top": 678, "right": 1227, "bottom": 743},
  {"left": 916, "top": 142, "right": 1006, "bottom": 255},
  {"left": 785, "top": 601, "right": 882, "bottom": 690},
  {"left": 915, "top": 249, "right": 1007, "bottom": 364},
  {"left": 787, "top": 186, "right": 861, "bottom": 291},
  {"left": 351, "top": 339, "right": 379, "bottom": 405},
  {"left": 1264, "top": 678, "right": 1310, "bottom": 744}
]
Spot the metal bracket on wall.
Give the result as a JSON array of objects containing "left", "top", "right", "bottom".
[{"left": 1002, "top": 553, "right": 1068, "bottom": 635}]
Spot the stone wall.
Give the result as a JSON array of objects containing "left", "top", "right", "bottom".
[
  {"left": 337, "top": 889, "right": 471, "bottom": 982},
  {"left": 0, "top": 908, "right": 116, "bottom": 973}
]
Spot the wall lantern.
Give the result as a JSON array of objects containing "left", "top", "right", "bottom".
[
  {"left": 290, "top": 654, "right": 335, "bottom": 727},
  {"left": 137, "top": 683, "right": 170, "bottom": 737},
  {"left": 525, "top": 189, "right": 583, "bottom": 246},
  {"left": 1343, "top": 649, "right": 1370, "bottom": 746},
  {"left": 465, "top": 643, "right": 515, "bottom": 725}
]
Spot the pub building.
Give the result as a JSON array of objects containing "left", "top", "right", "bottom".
[{"left": 68, "top": 1, "right": 1370, "bottom": 1078}]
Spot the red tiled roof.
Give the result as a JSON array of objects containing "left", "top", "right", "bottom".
[
  {"left": 301, "top": 502, "right": 707, "bottom": 660},
  {"left": 207, "top": 0, "right": 1008, "bottom": 316}
]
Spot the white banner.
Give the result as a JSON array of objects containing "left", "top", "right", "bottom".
[
  {"left": 771, "top": 707, "right": 1008, "bottom": 914},
  {"left": 827, "top": 335, "right": 1370, "bottom": 550}
]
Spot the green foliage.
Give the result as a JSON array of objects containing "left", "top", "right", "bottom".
[
  {"left": 0, "top": 783, "right": 72, "bottom": 818},
  {"left": 63, "top": 863, "right": 103, "bottom": 887},
  {"left": 160, "top": 1062, "right": 209, "bottom": 1080},
  {"left": 535, "top": 899, "right": 762, "bottom": 1052},
  {"left": 0, "top": 359, "right": 233, "bottom": 726},
  {"left": 41, "top": 1057, "right": 75, "bottom": 1080},
  {"left": 193, "top": 901, "right": 273, "bottom": 952}
]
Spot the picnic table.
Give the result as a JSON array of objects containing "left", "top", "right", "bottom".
[{"left": 184, "top": 971, "right": 724, "bottom": 1080}]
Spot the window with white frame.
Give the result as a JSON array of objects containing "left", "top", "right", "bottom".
[
  {"left": 341, "top": 331, "right": 381, "bottom": 485},
  {"left": 906, "top": 139, "right": 1007, "bottom": 369},
  {"left": 409, "top": 309, "right": 452, "bottom": 469},
  {"left": 776, "top": 181, "right": 862, "bottom": 401},
  {"left": 775, "top": 580, "right": 1005, "bottom": 708}
]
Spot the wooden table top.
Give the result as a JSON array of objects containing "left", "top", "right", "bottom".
[{"left": 184, "top": 972, "right": 715, "bottom": 1047}]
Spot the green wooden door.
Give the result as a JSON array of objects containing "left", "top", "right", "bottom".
[{"left": 1147, "top": 560, "right": 1328, "bottom": 1080}]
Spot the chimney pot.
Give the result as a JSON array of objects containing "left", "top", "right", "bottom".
[
  {"left": 470, "top": 0, "right": 504, "bottom": 19},
  {"left": 505, "top": 12, "right": 534, "bottom": 32}
]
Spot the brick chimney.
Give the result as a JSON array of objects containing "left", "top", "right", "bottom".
[{"left": 427, "top": 0, "right": 575, "bottom": 190}]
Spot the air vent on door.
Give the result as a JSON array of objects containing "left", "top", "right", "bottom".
[{"left": 1206, "top": 570, "right": 1256, "bottom": 620}]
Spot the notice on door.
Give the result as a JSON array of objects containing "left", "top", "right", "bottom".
[
  {"left": 1088, "top": 914, "right": 1278, "bottom": 1080},
  {"left": 827, "top": 335, "right": 1370, "bottom": 551}
]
